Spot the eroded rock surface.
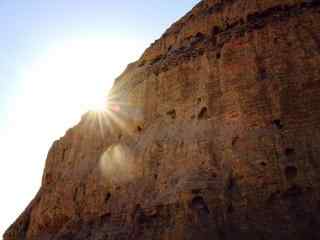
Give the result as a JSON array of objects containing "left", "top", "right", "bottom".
[{"left": 4, "top": 0, "right": 320, "bottom": 239}]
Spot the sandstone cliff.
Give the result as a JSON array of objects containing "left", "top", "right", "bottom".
[{"left": 4, "top": 0, "right": 320, "bottom": 239}]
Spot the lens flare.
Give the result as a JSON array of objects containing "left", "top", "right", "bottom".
[{"left": 99, "top": 144, "right": 136, "bottom": 185}]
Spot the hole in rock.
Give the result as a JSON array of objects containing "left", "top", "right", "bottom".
[
  {"left": 285, "top": 166, "right": 298, "bottom": 181},
  {"left": 191, "top": 196, "right": 210, "bottom": 214},
  {"left": 260, "top": 161, "right": 267, "bottom": 167},
  {"left": 232, "top": 136, "right": 239, "bottom": 146},
  {"left": 198, "top": 107, "right": 209, "bottom": 120},
  {"left": 105, "top": 193, "right": 111, "bottom": 203},
  {"left": 227, "top": 203, "right": 234, "bottom": 213},
  {"left": 135, "top": 204, "right": 157, "bottom": 224},
  {"left": 227, "top": 176, "right": 236, "bottom": 192},
  {"left": 137, "top": 126, "right": 143, "bottom": 133},
  {"left": 45, "top": 174, "right": 52, "bottom": 184},
  {"left": 167, "top": 109, "right": 176, "bottom": 119},
  {"left": 259, "top": 68, "right": 268, "bottom": 80},
  {"left": 212, "top": 26, "right": 222, "bottom": 35},
  {"left": 195, "top": 32, "right": 205, "bottom": 39},
  {"left": 118, "top": 133, "right": 122, "bottom": 140},
  {"left": 191, "top": 32, "right": 205, "bottom": 45},
  {"left": 216, "top": 52, "right": 221, "bottom": 59},
  {"left": 101, "top": 212, "right": 111, "bottom": 220},
  {"left": 188, "top": 14, "right": 195, "bottom": 20},
  {"left": 135, "top": 204, "right": 141, "bottom": 210},
  {"left": 285, "top": 148, "right": 295, "bottom": 157},
  {"left": 272, "top": 119, "right": 283, "bottom": 130}
]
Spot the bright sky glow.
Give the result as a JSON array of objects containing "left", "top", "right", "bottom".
[
  {"left": 0, "top": 36, "right": 146, "bottom": 235},
  {"left": 19, "top": 38, "right": 137, "bottom": 116},
  {"left": 0, "top": 0, "right": 200, "bottom": 236}
]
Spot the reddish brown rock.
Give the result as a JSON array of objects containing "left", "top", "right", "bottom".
[{"left": 4, "top": 0, "right": 320, "bottom": 239}]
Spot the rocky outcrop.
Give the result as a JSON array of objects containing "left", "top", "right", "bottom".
[{"left": 4, "top": 0, "right": 320, "bottom": 239}]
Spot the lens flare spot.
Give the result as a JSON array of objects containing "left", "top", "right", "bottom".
[{"left": 99, "top": 144, "right": 136, "bottom": 185}]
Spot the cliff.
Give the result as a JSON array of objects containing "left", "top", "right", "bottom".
[{"left": 4, "top": 0, "right": 320, "bottom": 239}]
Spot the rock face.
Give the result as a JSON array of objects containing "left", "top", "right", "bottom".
[{"left": 4, "top": 0, "right": 320, "bottom": 239}]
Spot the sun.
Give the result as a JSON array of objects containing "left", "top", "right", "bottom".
[
  {"left": 85, "top": 94, "right": 108, "bottom": 112},
  {"left": 30, "top": 39, "right": 118, "bottom": 112},
  {"left": 20, "top": 38, "right": 125, "bottom": 116},
  {"left": 14, "top": 37, "right": 144, "bottom": 140}
]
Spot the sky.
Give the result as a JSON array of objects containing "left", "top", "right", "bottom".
[{"left": 0, "top": 0, "right": 200, "bottom": 236}]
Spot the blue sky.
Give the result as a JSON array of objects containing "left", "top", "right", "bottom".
[
  {"left": 0, "top": 0, "right": 200, "bottom": 126},
  {"left": 0, "top": 0, "right": 200, "bottom": 235}
]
